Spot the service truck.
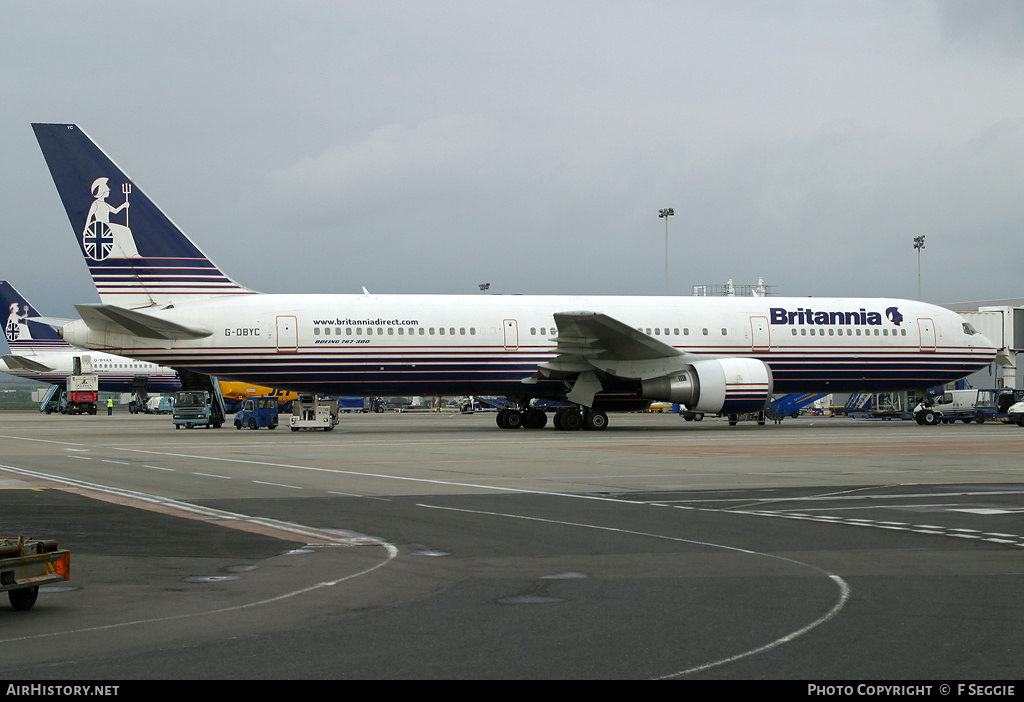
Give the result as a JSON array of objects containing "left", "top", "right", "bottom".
[
  {"left": 65, "top": 374, "right": 99, "bottom": 415},
  {"left": 234, "top": 397, "right": 279, "bottom": 430},
  {"left": 289, "top": 394, "right": 338, "bottom": 431}
]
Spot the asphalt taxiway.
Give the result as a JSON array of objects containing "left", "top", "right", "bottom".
[{"left": 1, "top": 410, "right": 1023, "bottom": 679}]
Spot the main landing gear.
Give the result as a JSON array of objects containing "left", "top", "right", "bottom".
[{"left": 496, "top": 406, "right": 608, "bottom": 431}]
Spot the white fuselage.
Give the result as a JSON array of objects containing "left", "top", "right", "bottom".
[
  {"left": 0, "top": 348, "right": 179, "bottom": 392},
  {"left": 58, "top": 293, "right": 997, "bottom": 399}
]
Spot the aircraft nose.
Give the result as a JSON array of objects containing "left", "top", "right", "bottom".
[{"left": 975, "top": 332, "right": 998, "bottom": 358}]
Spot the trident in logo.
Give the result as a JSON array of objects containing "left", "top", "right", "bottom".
[{"left": 122, "top": 182, "right": 131, "bottom": 229}]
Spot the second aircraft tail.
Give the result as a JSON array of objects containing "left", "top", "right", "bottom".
[{"left": 0, "top": 281, "right": 74, "bottom": 354}]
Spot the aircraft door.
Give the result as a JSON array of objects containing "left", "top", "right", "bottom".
[
  {"left": 503, "top": 319, "right": 519, "bottom": 351},
  {"left": 276, "top": 316, "right": 298, "bottom": 352},
  {"left": 749, "top": 316, "right": 770, "bottom": 353},
  {"left": 917, "top": 318, "right": 936, "bottom": 352}
]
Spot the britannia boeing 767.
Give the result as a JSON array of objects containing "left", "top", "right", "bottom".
[{"left": 32, "top": 123, "right": 996, "bottom": 430}]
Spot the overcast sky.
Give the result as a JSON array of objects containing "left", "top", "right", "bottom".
[{"left": 3, "top": 0, "right": 1023, "bottom": 330}]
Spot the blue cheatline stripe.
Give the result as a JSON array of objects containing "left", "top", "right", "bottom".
[{"left": 102, "top": 345, "right": 994, "bottom": 397}]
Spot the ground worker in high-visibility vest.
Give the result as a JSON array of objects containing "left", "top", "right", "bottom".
[{"left": 107, "top": 397, "right": 114, "bottom": 416}]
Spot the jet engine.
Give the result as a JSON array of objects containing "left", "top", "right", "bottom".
[{"left": 640, "top": 357, "right": 773, "bottom": 414}]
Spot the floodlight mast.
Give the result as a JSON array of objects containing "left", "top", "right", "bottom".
[
  {"left": 658, "top": 208, "right": 674, "bottom": 296},
  {"left": 913, "top": 236, "right": 925, "bottom": 300}
]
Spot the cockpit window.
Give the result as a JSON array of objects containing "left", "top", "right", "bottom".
[{"left": 962, "top": 322, "right": 979, "bottom": 335}]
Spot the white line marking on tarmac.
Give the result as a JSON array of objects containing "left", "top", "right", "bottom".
[
  {"left": 252, "top": 480, "right": 303, "bottom": 490},
  {"left": 0, "top": 462, "right": 399, "bottom": 646},
  {"left": 417, "top": 502, "right": 852, "bottom": 680}
]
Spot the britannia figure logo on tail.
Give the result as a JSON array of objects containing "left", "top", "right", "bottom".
[{"left": 82, "top": 177, "right": 140, "bottom": 260}]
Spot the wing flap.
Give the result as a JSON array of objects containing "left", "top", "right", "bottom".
[{"left": 524, "top": 310, "right": 700, "bottom": 400}]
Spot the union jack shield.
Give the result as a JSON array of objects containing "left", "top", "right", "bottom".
[{"left": 83, "top": 221, "right": 114, "bottom": 260}]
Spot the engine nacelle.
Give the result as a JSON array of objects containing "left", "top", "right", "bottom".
[{"left": 640, "top": 357, "right": 773, "bottom": 414}]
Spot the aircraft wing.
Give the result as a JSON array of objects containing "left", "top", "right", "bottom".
[
  {"left": 527, "top": 311, "right": 699, "bottom": 407},
  {"left": 75, "top": 304, "right": 212, "bottom": 340},
  {"left": 2, "top": 354, "right": 54, "bottom": 373}
]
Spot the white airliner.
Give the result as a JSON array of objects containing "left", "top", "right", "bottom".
[
  {"left": 1, "top": 280, "right": 179, "bottom": 394},
  {"left": 32, "top": 123, "right": 997, "bottom": 430}
]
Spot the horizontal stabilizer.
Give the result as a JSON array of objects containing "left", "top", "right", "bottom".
[
  {"left": 27, "top": 316, "right": 76, "bottom": 330},
  {"left": 74, "top": 304, "right": 212, "bottom": 340},
  {"left": 2, "top": 354, "right": 54, "bottom": 373}
]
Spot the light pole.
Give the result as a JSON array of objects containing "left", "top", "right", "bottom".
[
  {"left": 913, "top": 236, "right": 925, "bottom": 300},
  {"left": 658, "top": 208, "right": 674, "bottom": 296}
]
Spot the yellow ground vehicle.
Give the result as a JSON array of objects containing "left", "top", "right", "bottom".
[{"left": 219, "top": 381, "right": 299, "bottom": 412}]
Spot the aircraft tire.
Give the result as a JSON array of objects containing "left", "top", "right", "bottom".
[
  {"left": 504, "top": 410, "right": 524, "bottom": 429},
  {"left": 524, "top": 408, "right": 547, "bottom": 429},
  {"left": 560, "top": 410, "right": 583, "bottom": 431},
  {"left": 583, "top": 410, "right": 608, "bottom": 431}
]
